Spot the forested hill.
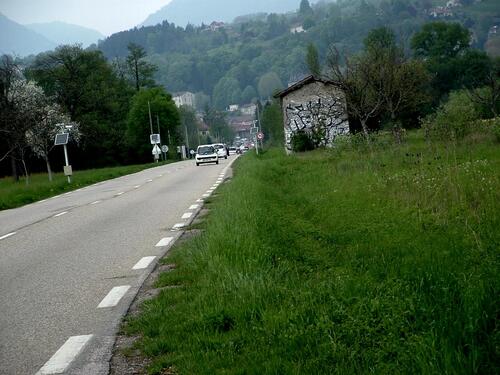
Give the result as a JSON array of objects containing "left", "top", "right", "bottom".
[
  {"left": 98, "top": 0, "right": 500, "bottom": 110},
  {"left": 141, "top": 0, "right": 305, "bottom": 27}
]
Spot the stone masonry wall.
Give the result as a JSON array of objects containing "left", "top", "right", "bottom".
[{"left": 282, "top": 81, "right": 349, "bottom": 152}]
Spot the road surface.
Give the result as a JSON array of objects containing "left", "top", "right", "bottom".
[{"left": 0, "top": 157, "right": 236, "bottom": 375}]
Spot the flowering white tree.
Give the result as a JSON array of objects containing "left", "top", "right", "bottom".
[
  {"left": 5, "top": 77, "right": 79, "bottom": 182},
  {"left": 25, "top": 103, "right": 80, "bottom": 181}
]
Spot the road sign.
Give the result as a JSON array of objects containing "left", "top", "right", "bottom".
[
  {"left": 152, "top": 144, "right": 161, "bottom": 155},
  {"left": 54, "top": 133, "right": 69, "bottom": 146},
  {"left": 257, "top": 132, "right": 264, "bottom": 140},
  {"left": 161, "top": 145, "right": 169, "bottom": 153},
  {"left": 150, "top": 134, "right": 161, "bottom": 144}
]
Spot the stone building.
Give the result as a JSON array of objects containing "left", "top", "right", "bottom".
[{"left": 274, "top": 75, "right": 349, "bottom": 153}]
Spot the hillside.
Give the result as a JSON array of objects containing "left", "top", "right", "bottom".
[
  {"left": 26, "top": 21, "right": 104, "bottom": 48},
  {"left": 141, "top": 0, "right": 307, "bottom": 27},
  {"left": 0, "top": 13, "right": 55, "bottom": 56},
  {"left": 98, "top": 0, "right": 500, "bottom": 111}
]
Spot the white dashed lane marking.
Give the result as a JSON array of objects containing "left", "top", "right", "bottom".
[
  {"left": 115, "top": 192, "right": 124, "bottom": 196},
  {"left": 146, "top": 179, "right": 153, "bottom": 183},
  {"left": 53, "top": 212, "right": 68, "bottom": 218},
  {"left": 172, "top": 223, "right": 185, "bottom": 230},
  {"left": 189, "top": 204, "right": 199, "bottom": 210},
  {"left": 97, "top": 286, "right": 131, "bottom": 308},
  {"left": 36, "top": 335, "right": 93, "bottom": 375},
  {"left": 182, "top": 212, "right": 192, "bottom": 219},
  {"left": 90, "top": 200, "right": 101, "bottom": 205},
  {"left": 134, "top": 185, "right": 141, "bottom": 189},
  {"left": 132, "top": 256, "right": 156, "bottom": 270},
  {"left": 0, "top": 232, "right": 16, "bottom": 240},
  {"left": 155, "top": 237, "right": 174, "bottom": 247}
]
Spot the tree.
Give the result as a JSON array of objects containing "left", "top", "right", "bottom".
[
  {"left": 126, "top": 88, "right": 180, "bottom": 162},
  {"left": 258, "top": 72, "right": 284, "bottom": 100},
  {"left": 29, "top": 45, "right": 135, "bottom": 167},
  {"left": 327, "top": 46, "right": 383, "bottom": 139},
  {"left": 365, "top": 27, "right": 430, "bottom": 141},
  {"left": 411, "top": 22, "right": 471, "bottom": 99},
  {"left": 0, "top": 55, "right": 21, "bottom": 179},
  {"left": 306, "top": 43, "right": 321, "bottom": 77},
  {"left": 26, "top": 102, "right": 80, "bottom": 181},
  {"left": 126, "top": 43, "right": 157, "bottom": 91},
  {"left": 241, "top": 85, "right": 257, "bottom": 104},
  {"left": 461, "top": 52, "right": 500, "bottom": 117},
  {"left": 260, "top": 99, "right": 284, "bottom": 146},
  {"left": 178, "top": 105, "right": 201, "bottom": 151},
  {"left": 203, "top": 107, "right": 234, "bottom": 143},
  {"left": 299, "top": 0, "right": 313, "bottom": 16},
  {"left": 212, "top": 76, "right": 241, "bottom": 109}
]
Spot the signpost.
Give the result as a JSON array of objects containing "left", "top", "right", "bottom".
[
  {"left": 152, "top": 144, "right": 161, "bottom": 161},
  {"left": 54, "top": 131, "right": 72, "bottom": 183},
  {"left": 161, "top": 145, "right": 169, "bottom": 160}
]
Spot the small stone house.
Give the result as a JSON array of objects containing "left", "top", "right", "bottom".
[{"left": 274, "top": 75, "right": 349, "bottom": 153}]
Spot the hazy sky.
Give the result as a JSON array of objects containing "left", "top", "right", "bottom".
[{"left": 0, "top": 0, "right": 172, "bottom": 35}]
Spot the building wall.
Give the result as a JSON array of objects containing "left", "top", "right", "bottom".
[
  {"left": 281, "top": 81, "right": 349, "bottom": 152},
  {"left": 173, "top": 92, "right": 195, "bottom": 108}
]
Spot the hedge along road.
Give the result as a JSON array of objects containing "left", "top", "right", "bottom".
[{"left": 0, "top": 155, "right": 238, "bottom": 375}]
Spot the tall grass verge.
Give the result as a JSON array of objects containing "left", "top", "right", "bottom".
[{"left": 124, "top": 130, "right": 499, "bottom": 374}]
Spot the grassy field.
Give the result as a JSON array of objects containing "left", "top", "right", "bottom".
[
  {"left": 123, "top": 131, "right": 499, "bottom": 374},
  {"left": 0, "top": 162, "right": 172, "bottom": 210}
]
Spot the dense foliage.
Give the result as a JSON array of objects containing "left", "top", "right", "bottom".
[{"left": 99, "top": 0, "right": 499, "bottom": 110}]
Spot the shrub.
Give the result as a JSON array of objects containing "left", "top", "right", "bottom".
[
  {"left": 423, "top": 90, "right": 479, "bottom": 141},
  {"left": 291, "top": 130, "right": 315, "bottom": 152}
]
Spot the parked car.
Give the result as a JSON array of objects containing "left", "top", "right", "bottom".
[
  {"left": 212, "top": 143, "right": 228, "bottom": 159},
  {"left": 196, "top": 145, "right": 218, "bottom": 166}
]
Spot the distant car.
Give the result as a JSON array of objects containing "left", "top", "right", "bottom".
[
  {"left": 212, "top": 143, "right": 228, "bottom": 159},
  {"left": 196, "top": 145, "right": 218, "bottom": 166},
  {"left": 228, "top": 147, "right": 237, "bottom": 155}
]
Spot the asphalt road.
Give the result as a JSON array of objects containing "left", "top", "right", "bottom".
[{"left": 0, "top": 157, "right": 236, "bottom": 375}]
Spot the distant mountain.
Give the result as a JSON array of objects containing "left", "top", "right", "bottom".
[
  {"left": 0, "top": 13, "right": 55, "bottom": 56},
  {"left": 26, "top": 22, "right": 104, "bottom": 48},
  {"left": 141, "top": 0, "right": 306, "bottom": 27}
]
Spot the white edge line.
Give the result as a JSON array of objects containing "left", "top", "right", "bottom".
[
  {"left": 0, "top": 232, "right": 16, "bottom": 240},
  {"left": 36, "top": 335, "right": 93, "bottom": 375},
  {"left": 172, "top": 223, "right": 185, "bottom": 230},
  {"left": 132, "top": 256, "right": 156, "bottom": 270},
  {"left": 97, "top": 285, "right": 131, "bottom": 308},
  {"left": 189, "top": 204, "right": 199, "bottom": 210},
  {"left": 181, "top": 212, "right": 192, "bottom": 219},
  {"left": 53, "top": 211, "right": 68, "bottom": 218},
  {"left": 155, "top": 237, "right": 174, "bottom": 247}
]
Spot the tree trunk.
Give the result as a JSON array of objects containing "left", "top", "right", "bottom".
[
  {"left": 45, "top": 156, "right": 53, "bottom": 182},
  {"left": 21, "top": 157, "right": 29, "bottom": 185},
  {"left": 360, "top": 119, "right": 370, "bottom": 140},
  {"left": 10, "top": 154, "right": 18, "bottom": 182}
]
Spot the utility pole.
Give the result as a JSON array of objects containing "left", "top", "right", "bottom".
[{"left": 157, "top": 115, "right": 164, "bottom": 161}]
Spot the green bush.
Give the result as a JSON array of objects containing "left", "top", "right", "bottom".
[
  {"left": 423, "top": 90, "right": 480, "bottom": 141},
  {"left": 291, "top": 130, "right": 315, "bottom": 152}
]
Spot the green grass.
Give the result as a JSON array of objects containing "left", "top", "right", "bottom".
[
  {"left": 124, "top": 131, "right": 500, "bottom": 374},
  {"left": 0, "top": 161, "right": 173, "bottom": 210}
]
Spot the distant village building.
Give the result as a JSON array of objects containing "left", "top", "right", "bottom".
[
  {"left": 240, "top": 103, "right": 257, "bottom": 116},
  {"left": 274, "top": 75, "right": 349, "bottom": 153},
  {"left": 173, "top": 92, "right": 195, "bottom": 108},
  {"left": 290, "top": 25, "right": 305, "bottom": 34},
  {"left": 228, "top": 104, "right": 240, "bottom": 112},
  {"left": 228, "top": 115, "right": 255, "bottom": 139},
  {"left": 209, "top": 21, "right": 225, "bottom": 31}
]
